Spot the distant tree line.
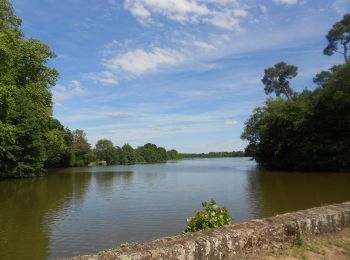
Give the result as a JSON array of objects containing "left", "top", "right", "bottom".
[
  {"left": 241, "top": 14, "right": 350, "bottom": 171},
  {"left": 181, "top": 151, "right": 245, "bottom": 159},
  {"left": 94, "top": 140, "right": 182, "bottom": 165}
]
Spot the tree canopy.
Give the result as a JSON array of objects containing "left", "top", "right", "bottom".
[
  {"left": 93, "top": 141, "right": 182, "bottom": 165},
  {"left": 324, "top": 13, "right": 350, "bottom": 62},
  {"left": 0, "top": 0, "right": 59, "bottom": 177},
  {"left": 242, "top": 13, "right": 350, "bottom": 172},
  {"left": 261, "top": 62, "right": 298, "bottom": 100},
  {"left": 242, "top": 61, "right": 350, "bottom": 171}
]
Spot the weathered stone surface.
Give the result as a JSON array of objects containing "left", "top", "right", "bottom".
[{"left": 67, "top": 201, "right": 350, "bottom": 260}]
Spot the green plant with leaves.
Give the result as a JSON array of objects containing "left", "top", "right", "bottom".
[
  {"left": 185, "top": 199, "right": 233, "bottom": 232},
  {"left": 324, "top": 13, "right": 350, "bottom": 62}
]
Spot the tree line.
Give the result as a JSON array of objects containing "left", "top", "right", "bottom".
[
  {"left": 241, "top": 14, "right": 350, "bottom": 171},
  {"left": 94, "top": 140, "right": 182, "bottom": 165},
  {"left": 181, "top": 151, "right": 245, "bottom": 159}
]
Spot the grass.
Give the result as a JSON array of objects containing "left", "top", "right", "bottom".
[{"left": 274, "top": 232, "right": 350, "bottom": 259}]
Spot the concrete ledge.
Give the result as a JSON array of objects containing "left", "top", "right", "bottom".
[{"left": 69, "top": 201, "right": 350, "bottom": 260}]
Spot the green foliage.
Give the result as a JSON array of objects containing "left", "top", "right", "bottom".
[
  {"left": 166, "top": 149, "right": 182, "bottom": 160},
  {"left": 324, "top": 13, "right": 350, "bottom": 62},
  {"left": 262, "top": 62, "right": 298, "bottom": 100},
  {"left": 0, "top": 0, "right": 60, "bottom": 177},
  {"left": 71, "top": 130, "right": 92, "bottom": 167},
  {"left": 121, "top": 143, "right": 136, "bottom": 164},
  {"left": 92, "top": 141, "right": 181, "bottom": 165},
  {"left": 242, "top": 62, "right": 350, "bottom": 171},
  {"left": 95, "top": 139, "right": 119, "bottom": 165},
  {"left": 181, "top": 151, "right": 245, "bottom": 159},
  {"left": 313, "top": 65, "right": 342, "bottom": 86},
  {"left": 185, "top": 199, "right": 233, "bottom": 232}
]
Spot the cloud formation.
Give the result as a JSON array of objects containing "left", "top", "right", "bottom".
[
  {"left": 103, "top": 47, "right": 184, "bottom": 75},
  {"left": 273, "top": 0, "right": 299, "bottom": 5},
  {"left": 124, "top": 0, "right": 248, "bottom": 30},
  {"left": 52, "top": 80, "right": 84, "bottom": 102}
]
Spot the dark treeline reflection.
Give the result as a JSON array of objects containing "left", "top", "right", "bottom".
[
  {"left": 0, "top": 171, "right": 92, "bottom": 260},
  {"left": 93, "top": 171, "right": 133, "bottom": 196},
  {"left": 246, "top": 169, "right": 350, "bottom": 218}
]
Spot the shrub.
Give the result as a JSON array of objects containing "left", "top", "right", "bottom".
[{"left": 185, "top": 199, "right": 233, "bottom": 232}]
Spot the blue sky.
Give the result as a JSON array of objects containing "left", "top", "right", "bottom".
[{"left": 12, "top": 0, "right": 350, "bottom": 152}]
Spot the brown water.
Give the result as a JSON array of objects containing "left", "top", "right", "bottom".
[{"left": 1, "top": 158, "right": 350, "bottom": 259}]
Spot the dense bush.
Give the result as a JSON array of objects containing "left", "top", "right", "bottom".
[{"left": 185, "top": 199, "right": 233, "bottom": 232}]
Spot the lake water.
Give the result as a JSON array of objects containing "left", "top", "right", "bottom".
[{"left": 1, "top": 158, "right": 350, "bottom": 259}]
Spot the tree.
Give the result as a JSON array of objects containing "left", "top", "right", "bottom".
[
  {"left": 0, "top": 0, "right": 58, "bottom": 177},
  {"left": 121, "top": 144, "right": 135, "bottom": 164},
  {"left": 44, "top": 118, "right": 69, "bottom": 168},
  {"left": 261, "top": 62, "right": 298, "bottom": 100},
  {"left": 71, "top": 130, "right": 92, "bottom": 166},
  {"left": 313, "top": 65, "right": 342, "bottom": 86},
  {"left": 95, "top": 139, "right": 119, "bottom": 165},
  {"left": 166, "top": 149, "right": 181, "bottom": 160},
  {"left": 324, "top": 13, "right": 350, "bottom": 62},
  {"left": 242, "top": 62, "right": 350, "bottom": 171}
]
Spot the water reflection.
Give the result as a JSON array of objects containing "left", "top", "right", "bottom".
[
  {"left": 1, "top": 159, "right": 350, "bottom": 259},
  {"left": 246, "top": 169, "right": 350, "bottom": 218},
  {"left": 0, "top": 172, "right": 92, "bottom": 260},
  {"left": 93, "top": 171, "right": 133, "bottom": 197}
]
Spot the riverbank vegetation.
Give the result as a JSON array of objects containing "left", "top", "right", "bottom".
[
  {"left": 181, "top": 151, "right": 245, "bottom": 159},
  {"left": 94, "top": 140, "right": 182, "bottom": 165},
  {"left": 241, "top": 14, "right": 350, "bottom": 172}
]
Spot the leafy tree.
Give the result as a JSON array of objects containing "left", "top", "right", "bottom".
[
  {"left": 167, "top": 149, "right": 181, "bottom": 160},
  {"left": 313, "top": 65, "right": 342, "bottom": 86},
  {"left": 324, "top": 13, "right": 350, "bottom": 62},
  {"left": 95, "top": 139, "right": 119, "bottom": 165},
  {"left": 136, "top": 143, "right": 159, "bottom": 163},
  {"left": 262, "top": 62, "right": 298, "bottom": 100},
  {"left": 121, "top": 143, "right": 135, "bottom": 164},
  {"left": 0, "top": 0, "right": 58, "bottom": 177},
  {"left": 44, "top": 119, "right": 70, "bottom": 168},
  {"left": 157, "top": 147, "right": 167, "bottom": 161},
  {"left": 71, "top": 130, "right": 92, "bottom": 166}
]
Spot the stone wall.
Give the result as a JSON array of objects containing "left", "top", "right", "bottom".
[{"left": 70, "top": 201, "right": 350, "bottom": 260}]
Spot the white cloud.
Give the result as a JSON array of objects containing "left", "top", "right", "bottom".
[
  {"left": 192, "top": 40, "right": 216, "bottom": 49},
  {"left": 206, "top": 13, "right": 241, "bottom": 30},
  {"left": 124, "top": 0, "right": 248, "bottom": 30},
  {"left": 103, "top": 47, "right": 184, "bottom": 75},
  {"left": 107, "top": 112, "right": 132, "bottom": 119},
  {"left": 52, "top": 80, "right": 84, "bottom": 101},
  {"left": 86, "top": 71, "right": 118, "bottom": 86},
  {"left": 273, "top": 0, "right": 299, "bottom": 5},
  {"left": 233, "top": 9, "right": 248, "bottom": 17},
  {"left": 128, "top": 2, "right": 151, "bottom": 19},
  {"left": 224, "top": 119, "right": 239, "bottom": 126}
]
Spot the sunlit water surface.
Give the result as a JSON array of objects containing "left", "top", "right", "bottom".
[{"left": 1, "top": 158, "right": 350, "bottom": 259}]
